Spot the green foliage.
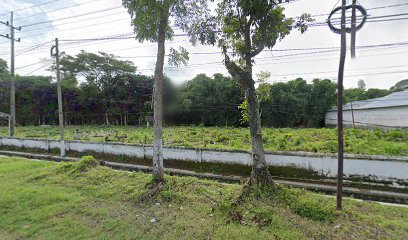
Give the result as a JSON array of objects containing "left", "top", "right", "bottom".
[
  {"left": 168, "top": 46, "right": 189, "bottom": 67},
  {"left": 0, "top": 54, "right": 155, "bottom": 126},
  {"left": 238, "top": 100, "right": 249, "bottom": 124},
  {"left": 0, "top": 58, "right": 8, "bottom": 75},
  {"left": 390, "top": 79, "right": 408, "bottom": 91},
  {"left": 173, "top": 73, "right": 244, "bottom": 126},
  {"left": 122, "top": 0, "right": 211, "bottom": 66},
  {"left": 343, "top": 87, "right": 393, "bottom": 103},
  {"left": 74, "top": 156, "right": 99, "bottom": 173},
  {"left": 1, "top": 126, "right": 407, "bottom": 156},
  {"left": 261, "top": 78, "right": 337, "bottom": 127},
  {"left": 59, "top": 50, "right": 137, "bottom": 89},
  {"left": 216, "top": 0, "right": 298, "bottom": 58},
  {"left": 272, "top": 186, "right": 335, "bottom": 222},
  {"left": 0, "top": 65, "right": 397, "bottom": 127},
  {"left": 223, "top": 185, "right": 335, "bottom": 223}
]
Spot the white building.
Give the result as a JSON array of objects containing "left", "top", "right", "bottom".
[{"left": 325, "top": 90, "right": 408, "bottom": 129}]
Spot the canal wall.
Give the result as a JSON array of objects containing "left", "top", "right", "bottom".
[{"left": 0, "top": 137, "right": 407, "bottom": 184}]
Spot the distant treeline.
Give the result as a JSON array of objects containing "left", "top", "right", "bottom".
[{"left": 0, "top": 52, "right": 397, "bottom": 128}]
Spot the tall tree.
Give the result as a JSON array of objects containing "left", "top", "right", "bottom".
[
  {"left": 122, "top": 0, "right": 211, "bottom": 184},
  {"left": 211, "top": 0, "right": 312, "bottom": 186},
  {"left": 175, "top": 73, "right": 243, "bottom": 126},
  {"left": 357, "top": 79, "right": 366, "bottom": 89},
  {"left": 57, "top": 51, "right": 137, "bottom": 125},
  {"left": 0, "top": 58, "right": 8, "bottom": 76}
]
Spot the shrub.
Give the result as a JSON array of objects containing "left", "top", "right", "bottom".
[{"left": 74, "top": 156, "right": 99, "bottom": 173}]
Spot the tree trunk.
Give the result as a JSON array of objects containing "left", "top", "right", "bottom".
[
  {"left": 105, "top": 113, "right": 109, "bottom": 125},
  {"left": 152, "top": 5, "right": 169, "bottom": 184},
  {"left": 245, "top": 83, "right": 274, "bottom": 186},
  {"left": 224, "top": 56, "right": 274, "bottom": 186}
]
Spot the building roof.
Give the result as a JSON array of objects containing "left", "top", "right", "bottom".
[{"left": 329, "top": 90, "right": 408, "bottom": 111}]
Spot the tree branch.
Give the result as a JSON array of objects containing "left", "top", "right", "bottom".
[
  {"left": 223, "top": 49, "right": 252, "bottom": 91},
  {"left": 250, "top": 44, "right": 264, "bottom": 58}
]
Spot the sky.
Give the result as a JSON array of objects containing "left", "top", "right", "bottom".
[{"left": 0, "top": 0, "right": 407, "bottom": 89}]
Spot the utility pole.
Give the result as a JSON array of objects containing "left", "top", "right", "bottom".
[
  {"left": 0, "top": 12, "right": 21, "bottom": 137},
  {"left": 51, "top": 38, "right": 65, "bottom": 157},
  {"left": 350, "top": 0, "right": 357, "bottom": 58},
  {"left": 327, "top": 1, "right": 367, "bottom": 210},
  {"left": 336, "top": 0, "right": 347, "bottom": 211}
]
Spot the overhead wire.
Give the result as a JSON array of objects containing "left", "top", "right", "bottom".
[
  {"left": 20, "top": 6, "right": 125, "bottom": 28},
  {"left": 25, "top": 63, "right": 51, "bottom": 75},
  {"left": 0, "top": 1, "right": 406, "bottom": 85},
  {"left": 14, "top": 0, "right": 105, "bottom": 21},
  {"left": 0, "top": 0, "right": 67, "bottom": 16}
]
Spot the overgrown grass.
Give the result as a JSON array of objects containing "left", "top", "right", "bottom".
[
  {"left": 0, "top": 156, "right": 407, "bottom": 239},
  {"left": 0, "top": 126, "right": 407, "bottom": 156}
]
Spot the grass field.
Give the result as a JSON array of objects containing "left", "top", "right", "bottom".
[
  {"left": 0, "top": 126, "right": 407, "bottom": 156},
  {"left": 0, "top": 156, "right": 407, "bottom": 239}
]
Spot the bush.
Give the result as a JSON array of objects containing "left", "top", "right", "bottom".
[{"left": 74, "top": 156, "right": 99, "bottom": 173}]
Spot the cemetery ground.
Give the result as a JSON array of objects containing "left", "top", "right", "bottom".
[
  {"left": 0, "top": 126, "right": 407, "bottom": 156},
  {"left": 0, "top": 156, "right": 407, "bottom": 239}
]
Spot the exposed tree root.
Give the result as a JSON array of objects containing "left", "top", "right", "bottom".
[
  {"left": 232, "top": 167, "right": 275, "bottom": 208},
  {"left": 139, "top": 179, "right": 165, "bottom": 202},
  {"left": 248, "top": 166, "right": 274, "bottom": 187}
]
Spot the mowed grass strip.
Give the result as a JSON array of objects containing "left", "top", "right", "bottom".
[
  {"left": 0, "top": 126, "right": 407, "bottom": 156},
  {"left": 0, "top": 156, "right": 407, "bottom": 239}
]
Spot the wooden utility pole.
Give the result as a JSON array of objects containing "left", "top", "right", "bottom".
[
  {"left": 51, "top": 38, "right": 65, "bottom": 157},
  {"left": 0, "top": 12, "right": 21, "bottom": 137},
  {"left": 335, "top": 0, "right": 347, "bottom": 211}
]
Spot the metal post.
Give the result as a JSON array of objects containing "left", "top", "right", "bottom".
[
  {"left": 53, "top": 38, "right": 65, "bottom": 157},
  {"left": 9, "top": 12, "right": 16, "bottom": 137},
  {"left": 336, "top": 0, "right": 347, "bottom": 211}
]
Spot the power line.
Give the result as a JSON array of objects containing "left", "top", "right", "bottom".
[
  {"left": 20, "top": 17, "right": 131, "bottom": 39},
  {"left": 15, "top": 60, "right": 51, "bottom": 70},
  {"left": 294, "top": 3, "right": 408, "bottom": 19},
  {"left": 14, "top": 0, "right": 104, "bottom": 21},
  {"left": 0, "top": 0, "right": 67, "bottom": 16},
  {"left": 367, "top": 2, "right": 408, "bottom": 11},
  {"left": 25, "top": 63, "right": 51, "bottom": 75},
  {"left": 20, "top": 6, "right": 124, "bottom": 28},
  {"left": 19, "top": 9, "right": 128, "bottom": 34}
]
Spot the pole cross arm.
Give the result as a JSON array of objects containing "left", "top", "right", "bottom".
[
  {"left": 0, "top": 20, "right": 22, "bottom": 30},
  {"left": 0, "top": 33, "right": 21, "bottom": 42}
]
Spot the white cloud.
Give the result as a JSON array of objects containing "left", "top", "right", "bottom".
[{"left": 0, "top": 0, "right": 407, "bottom": 89}]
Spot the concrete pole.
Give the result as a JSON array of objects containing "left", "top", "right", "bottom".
[
  {"left": 9, "top": 12, "right": 16, "bottom": 137},
  {"left": 351, "top": 0, "right": 357, "bottom": 58},
  {"left": 55, "top": 38, "right": 65, "bottom": 157}
]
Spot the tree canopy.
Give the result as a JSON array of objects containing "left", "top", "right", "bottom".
[
  {"left": 202, "top": 0, "right": 313, "bottom": 185},
  {"left": 0, "top": 58, "right": 8, "bottom": 75},
  {"left": 172, "top": 73, "right": 244, "bottom": 126}
]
